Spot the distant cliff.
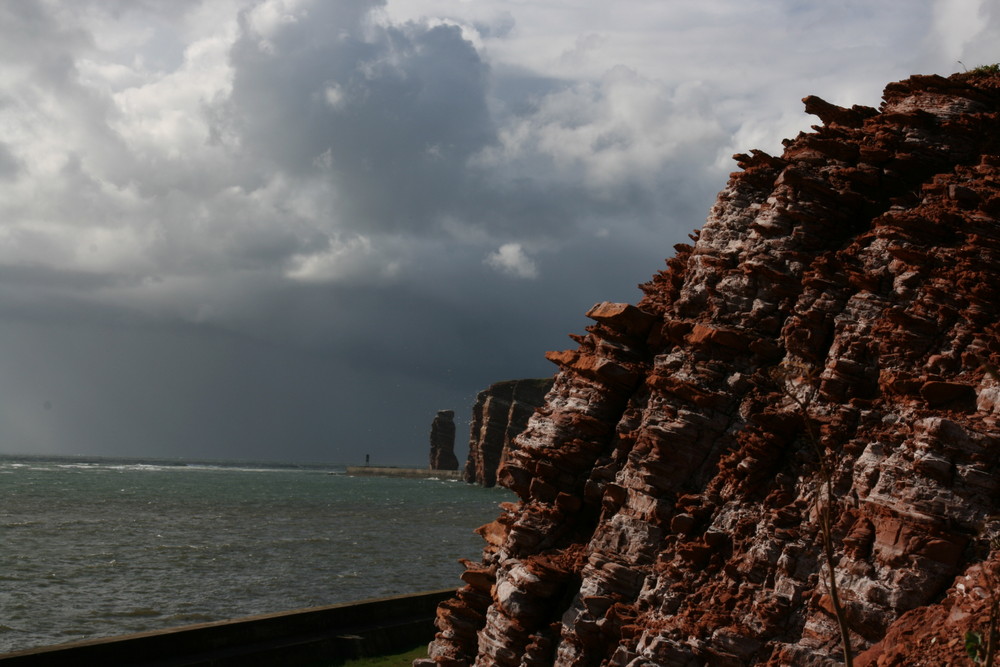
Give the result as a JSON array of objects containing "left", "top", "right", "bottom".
[
  {"left": 463, "top": 379, "right": 554, "bottom": 487},
  {"left": 424, "top": 71, "right": 1000, "bottom": 666}
]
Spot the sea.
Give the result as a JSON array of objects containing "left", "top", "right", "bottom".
[{"left": 0, "top": 454, "right": 510, "bottom": 655}]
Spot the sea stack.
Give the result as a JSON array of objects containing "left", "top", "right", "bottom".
[
  {"left": 429, "top": 409, "right": 459, "bottom": 471},
  {"left": 463, "top": 378, "right": 554, "bottom": 487},
  {"left": 423, "top": 71, "right": 1000, "bottom": 666}
]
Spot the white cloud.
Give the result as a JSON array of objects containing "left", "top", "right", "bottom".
[
  {"left": 933, "top": 0, "right": 987, "bottom": 62},
  {"left": 485, "top": 243, "right": 538, "bottom": 279},
  {"left": 108, "top": 32, "right": 236, "bottom": 157},
  {"left": 244, "top": 0, "right": 308, "bottom": 53},
  {"left": 285, "top": 234, "right": 400, "bottom": 283},
  {"left": 324, "top": 83, "right": 348, "bottom": 109},
  {"left": 476, "top": 66, "right": 726, "bottom": 198}
]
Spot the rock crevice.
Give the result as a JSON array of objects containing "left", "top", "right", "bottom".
[{"left": 464, "top": 379, "right": 554, "bottom": 488}]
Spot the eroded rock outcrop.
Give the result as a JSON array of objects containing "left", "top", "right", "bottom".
[
  {"left": 463, "top": 379, "right": 555, "bottom": 487},
  {"left": 430, "top": 409, "right": 459, "bottom": 471},
  {"left": 425, "top": 71, "right": 1000, "bottom": 666}
]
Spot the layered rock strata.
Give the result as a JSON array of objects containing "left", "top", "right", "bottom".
[
  {"left": 463, "top": 379, "right": 555, "bottom": 487},
  {"left": 430, "top": 409, "right": 459, "bottom": 471},
  {"left": 425, "top": 71, "right": 1000, "bottom": 666}
]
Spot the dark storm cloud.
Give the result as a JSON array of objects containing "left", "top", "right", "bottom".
[
  {"left": 216, "top": 0, "right": 716, "bottom": 247},
  {"left": 0, "top": 315, "right": 454, "bottom": 465},
  {"left": 220, "top": 0, "right": 495, "bottom": 233}
]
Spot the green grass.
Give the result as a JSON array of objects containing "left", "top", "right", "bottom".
[
  {"left": 315, "top": 644, "right": 428, "bottom": 666},
  {"left": 971, "top": 63, "right": 1000, "bottom": 75},
  {"left": 343, "top": 645, "right": 427, "bottom": 666}
]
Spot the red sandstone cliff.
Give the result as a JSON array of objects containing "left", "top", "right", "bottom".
[
  {"left": 464, "top": 379, "right": 555, "bottom": 487},
  {"left": 422, "top": 70, "right": 1000, "bottom": 666}
]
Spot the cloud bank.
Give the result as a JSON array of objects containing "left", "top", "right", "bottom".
[{"left": 0, "top": 0, "right": 996, "bottom": 462}]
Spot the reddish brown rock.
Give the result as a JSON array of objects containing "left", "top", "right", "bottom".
[
  {"left": 426, "top": 70, "right": 1000, "bottom": 666},
  {"left": 429, "top": 409, "right": 459, "bottom": 471},
  {"left": 463, "top": 379, "right": 554, "bottom": 487}
]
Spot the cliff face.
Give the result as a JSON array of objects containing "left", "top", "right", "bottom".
[
  {"left": 430, "top": 409, "right": 459, "bottom": 471},
  {"left": 425, "top": 72, "right": 1000, "bottom": 666},
  {"left": 463, "top": 379, "right": 555, "bottom": 487}
]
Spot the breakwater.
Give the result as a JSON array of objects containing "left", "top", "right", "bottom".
[
  {"left": 346, "top": 466, "right": 464, "bottom": 480},
  {"left": 0, "top": 589, "right": 453, "bottom": 666}
]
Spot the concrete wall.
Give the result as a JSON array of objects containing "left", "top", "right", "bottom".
[{"left": 0, "top": 589, "right": 455, "bottom": 666}]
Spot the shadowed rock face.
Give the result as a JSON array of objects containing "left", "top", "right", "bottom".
[
  {"left": 430, "top": 409, "right": 459, "bottom": 471},
  {"left": 463, "top": 379, "right": 555, "bottom": 488},
  {"left": 423, "top": 71, "right": 1000, "bottom": 666}
]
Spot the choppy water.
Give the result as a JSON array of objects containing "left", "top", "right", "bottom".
[{"left": 0, "top": 455, "right": 508, "bottom": 654}]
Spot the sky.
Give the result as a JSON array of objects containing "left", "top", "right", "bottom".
[{"left": 0, "top": 0, "right": 996, "bottom": 465}]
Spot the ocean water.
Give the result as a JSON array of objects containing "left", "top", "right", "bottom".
[{"left": 0, "top": 455, "right": 509, "bottom": 654}]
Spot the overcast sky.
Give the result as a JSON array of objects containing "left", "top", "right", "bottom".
[{"left": 0, "top": 0, "right": 996, "bottom": 465}]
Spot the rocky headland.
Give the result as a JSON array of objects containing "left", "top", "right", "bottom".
[
  {"left": 464, "top": 379, "right": 554, "bottom": 488},
  {"left": 422, "top": 70, "right": 1000, "bottom": 665}
]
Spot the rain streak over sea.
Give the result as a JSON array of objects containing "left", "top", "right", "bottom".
[{"left": 0, "top": 455, "right": 509, "bottom": 654}]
